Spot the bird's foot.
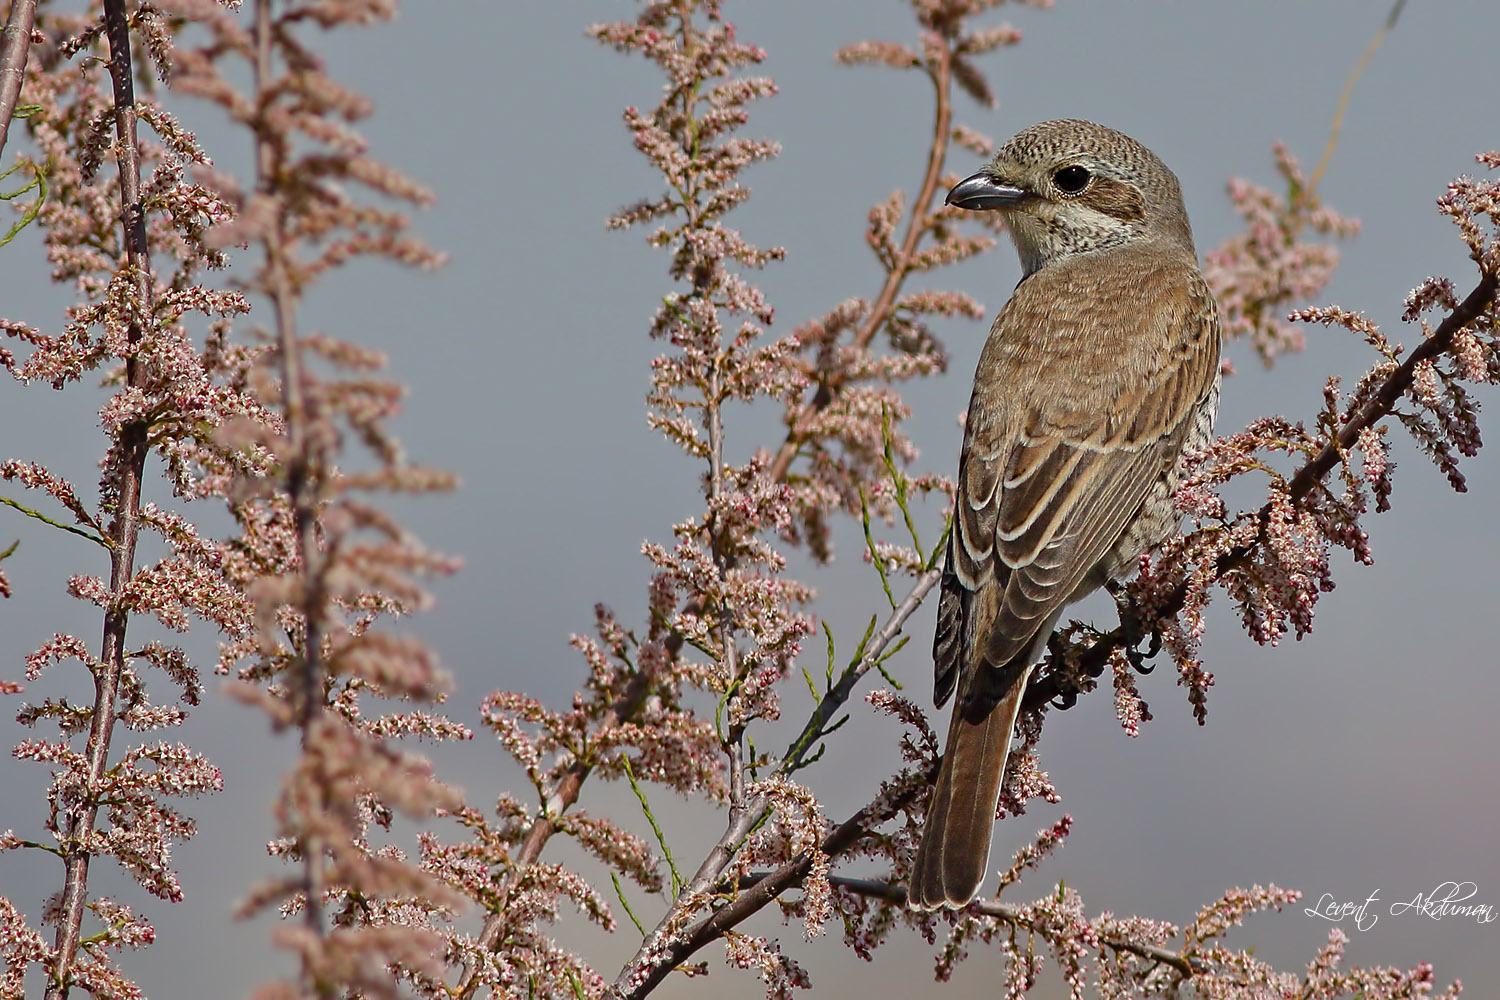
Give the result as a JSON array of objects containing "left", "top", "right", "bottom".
[{"left": 1108, "top": 582, "right": 1162, "bottom": 674}]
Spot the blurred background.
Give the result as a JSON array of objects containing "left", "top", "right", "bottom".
[{"left": 2, "top": 1, "right": 1497, "bottom": 996}]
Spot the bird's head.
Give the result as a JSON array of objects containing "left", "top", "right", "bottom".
[{"left": 946, "top": 119, "right": 1194, "bottom": 275}]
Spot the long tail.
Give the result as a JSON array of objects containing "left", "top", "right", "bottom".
[{"left": 908, "top": 664, "right": 1032, "bottom": 910}]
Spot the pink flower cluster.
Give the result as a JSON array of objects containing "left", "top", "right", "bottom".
[{"left": 1204, "top": 144, "right": 1361, "bottom": 367}]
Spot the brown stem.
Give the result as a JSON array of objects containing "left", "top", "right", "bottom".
[
  {"left": 766, "top": 43, "right": 953, "bottom": 484},
  {"left": 609, "top": 566, "right": 939, "bottom": 996},
  {"left": 1286, "top": 274, "right": 1496, "bottom": 501},
  {"left": 619, "top": 776, "right": 1200, "bottom": 997},
  {"left": 779, "top": 565, "right": 940, "bottom": 770},
  {"left": 252, "top": 0, "right": 329, "bottom": 945},
  {"left": 706, "top": 324, "right": 746, "bottom": 813},
  {"left": 0, "top": 0, "right": 37, "bottom": 159},
  {"left": 45, "top": 3, "right": 151, "bottom": 997},
  {"left": 613, "top": 776, "right": 930, "bottom": 1000},
  {"left": 457, "top": 668, "right": 653, "bottom": 994}
]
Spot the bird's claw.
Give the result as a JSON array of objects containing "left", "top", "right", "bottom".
[{"left": 1111, "top": 586, "right": 1163, "bottom": 675}]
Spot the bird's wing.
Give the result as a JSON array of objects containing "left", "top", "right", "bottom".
[{"left": 933, "top": 259, "right": 1219, "bottom": 715}]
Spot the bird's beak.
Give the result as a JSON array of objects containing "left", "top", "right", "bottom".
[{"left": 945, "top": 171, "right": 1027, "bottom": 211}]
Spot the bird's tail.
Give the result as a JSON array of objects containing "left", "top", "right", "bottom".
[{"left": 908, "top": 664, "right": 1032, "bottom": 910}]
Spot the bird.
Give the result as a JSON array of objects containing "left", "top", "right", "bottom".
[{"left": 908, "top": 119, "right": 1222, "bottom": 910}]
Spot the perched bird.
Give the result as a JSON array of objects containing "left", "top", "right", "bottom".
[{"left": 908, "top": 120, "right": 1221, "bottom": 910}]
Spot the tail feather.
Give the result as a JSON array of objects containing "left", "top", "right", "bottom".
[
  {"left": 932, "top": 570, "right": 967, "bottom": 708},
  {"left": 908, "top": 665, "right": 1032, "bottom": 910}
]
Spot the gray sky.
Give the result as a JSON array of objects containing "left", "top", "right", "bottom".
[{"left": 2, "top": 1, "right": 1498, "bottom": 997}]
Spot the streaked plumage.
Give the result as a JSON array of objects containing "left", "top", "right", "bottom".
[{"left": 909, "top": 120, "right": 1221, "bottom": 910}]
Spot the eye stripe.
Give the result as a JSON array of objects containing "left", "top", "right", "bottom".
[{"left": 1083, "top": 176, "right": 1147, "bottom": 223}]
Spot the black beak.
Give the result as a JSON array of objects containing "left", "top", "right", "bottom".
[{"left": 945, "top": 171, "right": 1027, "bottom": 211}]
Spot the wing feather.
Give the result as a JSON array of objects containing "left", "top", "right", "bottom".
[{"left": 935, "top": 249, "right": 1220, "bottom": 717}]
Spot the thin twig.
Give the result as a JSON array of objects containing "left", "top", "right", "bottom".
[
  {"left": 0, "top": 0, "right": 37, "bottom": 159},
  {"left": 1306, "top": 0, "right": 1406, "bottom": 199},
  {"left": 621, "top": 756, "right": 684, "bottom": 896},
  {"left": 1286, "top": 275, "right": 1496, "bottom": 501},
  {"left": 455, "top": 663, "right": 654, "bottom": 997},
  {"left": 613, "top": 773, "right": 931, "bottom": 1000},
  {"left": 0, "top": 495, "right": 109, "bottom": 548},
  {"left": 824, "top": 875, "right": 1199, "bottom": 979},
  {"left": 45, "top": 2, "right": 152, "bottom": 997},
  {"left": 766, "top": 44, "right": 954, "bottom": 484},
  {"left": 782, "top": 566, "right": 939, "bottom": 770}
]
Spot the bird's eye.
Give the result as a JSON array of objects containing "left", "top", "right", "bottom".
[{"left": 1053, "top": 165, "right": 1091, "bottom": 194}]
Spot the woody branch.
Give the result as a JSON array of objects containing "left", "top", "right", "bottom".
[{"left": 45, "top": 2, "right": 153, "bottom": 997}]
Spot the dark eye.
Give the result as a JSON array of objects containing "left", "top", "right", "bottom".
[{"left": 1053, "top": 165, "right": 1091, "bottom": 194}]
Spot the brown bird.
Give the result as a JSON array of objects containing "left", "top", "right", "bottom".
[{"left": 908, "top": 120, "right": 1221, "bottom": 910}]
